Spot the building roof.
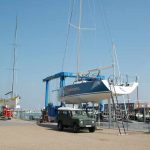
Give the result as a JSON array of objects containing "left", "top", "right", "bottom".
[{"left": 58, "top": 107, "right": 81, "bottom": 111}]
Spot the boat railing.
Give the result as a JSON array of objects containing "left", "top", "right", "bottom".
[
  {"left": 77, "top": 65, "right": 113, "bottom": 81},
  {"left": 108, "top": 74, "right": 138, "bottom": 86}
]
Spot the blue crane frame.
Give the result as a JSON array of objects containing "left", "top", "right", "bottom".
[{"left": 43, "top": 72, "right": 76, "bottom": 108}]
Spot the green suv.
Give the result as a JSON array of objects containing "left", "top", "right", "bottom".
[{"left": 57, "top": 107, "right": 96, "bottom": 133}]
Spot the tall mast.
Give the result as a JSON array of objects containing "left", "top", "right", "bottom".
[
  {"left": 112, "top": 43, "right": 116, "bottom": 83},
  {"left": 11, "top": 16, "right": 18, "bottom": 98},
  {"left": 112, "top": 43, "right": 121, "bottom": 84},
  {"left": 77, "top": 0, "right": 83, "bottom": 81}
]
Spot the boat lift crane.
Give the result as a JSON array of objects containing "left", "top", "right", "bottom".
[
  {"left": 43, "top": 66, "right": 109, "bottom": 108},
  {"left": 43, "top": 72, "right": 76, "bottom": 108}
]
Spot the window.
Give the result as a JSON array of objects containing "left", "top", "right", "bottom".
[{"left": 62, "top": 111, "right": 68, "bottom": 116}]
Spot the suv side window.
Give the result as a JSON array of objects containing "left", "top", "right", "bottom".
[
  {"left": 58, "top": 110, "right": 63, "bottom": 115},
  {"left": 62, "top": 111, "right": 68, "bottom": 116},
  {"left": 68, "top": 111, "right": 72, "bottom": 117}
]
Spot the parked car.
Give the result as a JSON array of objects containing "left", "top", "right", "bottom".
[{"left": 57, "top": 107, "right": 96, "bottom": 133}]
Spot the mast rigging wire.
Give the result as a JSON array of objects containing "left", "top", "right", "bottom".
[
  {"left": 97, "top": 0, "right": 121, "bottom": 81},
  {"left": 61, "top": 0, "right": 75, "bottom": 71}
]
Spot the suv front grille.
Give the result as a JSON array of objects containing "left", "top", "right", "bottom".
[{"left": 83, "top": 120, "right": 92, "bottom": 125}]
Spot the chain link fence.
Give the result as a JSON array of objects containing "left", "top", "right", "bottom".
[{"left": 13, "top": 110, "right": 41, "bottom": 121}]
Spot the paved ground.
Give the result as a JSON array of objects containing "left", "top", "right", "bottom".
[
  {"left": 99, "top": 120, "right": 150, "bottom": 132},
  {"left": 0, "top": 119, "right": 149, "bottom": 150}
]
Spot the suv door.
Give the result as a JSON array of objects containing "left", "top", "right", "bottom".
[
  {"left": 61, "top": 110, "right": 68, "bottom": 126},
  {"left": 63, "top": 110, "right": 73, "bottom": 126}
]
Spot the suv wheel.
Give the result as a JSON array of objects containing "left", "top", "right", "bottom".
[
  {"left": 58, "top": 121, "right": 63, "bottom": 131},
  {"left": 89, "top": 127, "right": 95, "bottom": 132},
  {"left": 73, "top": 124, "right": 80, "bottom": 133}
]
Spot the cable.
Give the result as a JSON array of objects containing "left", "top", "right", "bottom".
[{"left": 61, "top": 0, "right": 75, "bottom": 71}]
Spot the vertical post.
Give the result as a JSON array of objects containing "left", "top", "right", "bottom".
[
  {"left": 97, "top": 103, "right": 100, "bottom": 129},
  {"left": 60, "top": 77, "right": 65, "bottom": 88},
  {"left": 92, "top": 102, "right": 94, "bottom": 118},
  {"left": 45, "top": 80, "right": 49, "bottom": 108},
  {"left": 143, "top": 106, "right": 146, "bottom": 122},
  {"left": 108, "top": 98, "right": 112, "bottom": 128},
  {"left": 60, "top": 77, "right": 65, "bottom": 106},
  {"left": 76, "top": 0, "right": 83, "bottom": 81}
]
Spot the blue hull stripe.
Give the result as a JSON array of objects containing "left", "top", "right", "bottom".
[{"left": 62, "top": 80, "right": 109, "bottom": 97}]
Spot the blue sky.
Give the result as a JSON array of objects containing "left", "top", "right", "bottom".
[{"left": 0, "top": 0, "right": 150, "bottom": 109}]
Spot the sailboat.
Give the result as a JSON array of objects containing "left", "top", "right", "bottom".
[
  {"left": 60, "top": 69, "right": 138, "bottom": 104},
  {"left": 2, "top": 16, "right": 21, "bottom": 109},
  {"left": 60, "top": 0, "right": 138, "bottom": 104}
]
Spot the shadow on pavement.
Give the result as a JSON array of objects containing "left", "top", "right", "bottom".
[{"left": 36, "top": 122, "right": 91, "bottom": 134}]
